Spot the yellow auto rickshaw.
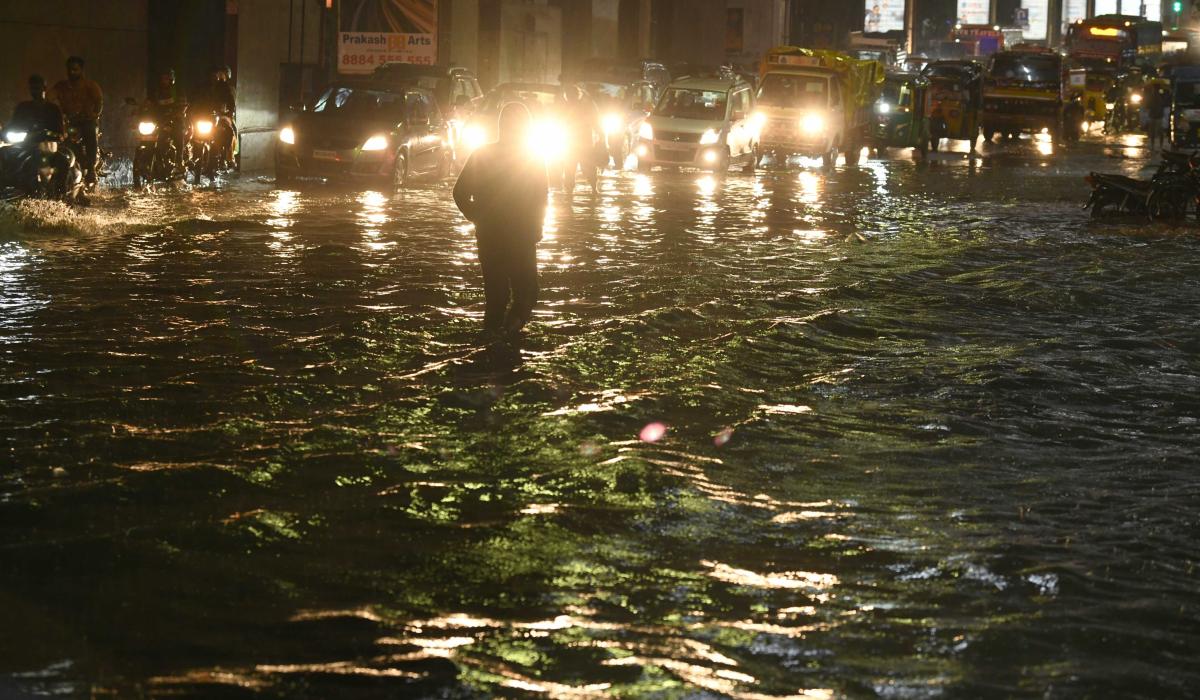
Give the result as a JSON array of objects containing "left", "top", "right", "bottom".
[
  {"left": 921, "top": 60, "right": 984, "bottom": 152},
  {"left": 870, "top": 72, "right": 931, "bottom": 155},
  {"left": 1067, "top": 60, "right": 1117, "bottom": 131}
]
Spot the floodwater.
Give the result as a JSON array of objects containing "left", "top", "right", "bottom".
[{"left": 2, "top": 135, "right": 1198, "bottom": 698}]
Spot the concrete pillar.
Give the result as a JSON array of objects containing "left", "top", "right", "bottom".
[
  {"left": 449, "top": 0, "right": 481, "bottom": 69},
  {"left": 235, "top": 0, "right": 321, "bottom": 171}
]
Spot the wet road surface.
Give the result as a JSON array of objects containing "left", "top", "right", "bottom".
[{"left": 2, "top": 134, "right": 1199, "bottom": 698}]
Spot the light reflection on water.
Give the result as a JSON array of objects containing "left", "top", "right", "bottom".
[{"left": 2, "top": 138, "right": 1199, "bottom": 697}]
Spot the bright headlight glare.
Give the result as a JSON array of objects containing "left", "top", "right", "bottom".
[
  {"left": 6, "top": 130, "right": 27, "bottom": 143},
  {"left": 195, "top": 120, "right": 214, "bottom": 136},
  {"left": 749, "top": 112, "right": 767, "bottom": 130},
  {"left": 699, "top": 129, "right": 720, "bottom": 145},
  {"left": 1105, "top": 102, "right": 1116, "bottom": 110},
  {"left": 1130, "top": 93, "right": 1142, "bottom": 104},
  {"left": 279, "top": 126, "right": 295, "bottom": 144},
  {"left": 528, "top": 119, "right": 567, "bottom": 161},
  {"left": 602, "top": 113, "right": 623, "bottom": 135},
  {"left": 137, "top": 122, "right": 156, "bottom": 136},
  {"left": 639, "top": 122, "right": 654, "bottom": 140},
  {"left": 463, "top": 124, "right": 486, "bottom": 150},
  {"left": 801, "top": 114, "right": 825, "bottom": 134},
  {"left": 362, "top": 135, "right": 389, "bottom": 151},
  {"left": 877, "top": 102, "right": 892, "bottom": 114}
]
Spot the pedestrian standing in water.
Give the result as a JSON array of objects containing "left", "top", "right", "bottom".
[{"left": 453, "top": 102, "right": 548, "bottom": 340}]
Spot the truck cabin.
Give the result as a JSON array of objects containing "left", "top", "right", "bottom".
[{"left": 756, "top": 71, "right": 838, "bottom": 112}]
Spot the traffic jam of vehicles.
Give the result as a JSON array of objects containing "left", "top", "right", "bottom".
[{"left": 3, "top": 13, "right": 1199, "bottom": 223}]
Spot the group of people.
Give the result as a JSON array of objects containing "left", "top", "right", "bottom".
[
  {"left": 4, "top": 59, "right": 239, "bottom": 188},
  {"left": 6, "top": 57, "right": 103, "bottom": 187},
  {"left": 144, "top": 66, "right": 239, "bottom": 176}
]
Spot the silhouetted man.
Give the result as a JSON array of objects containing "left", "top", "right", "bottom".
[
  {"left": 453, "top": 102, "right": 548, "bottom": 339},
  {"left": 52, "top": 56, "right": 103, "bottom": 186},
  {"left": 9, "top": 75, "right": 65, "bottom": 138}
]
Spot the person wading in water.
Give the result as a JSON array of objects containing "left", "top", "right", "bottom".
[{"left": 453, "top": 102, "right": 548, "bottom": 341}]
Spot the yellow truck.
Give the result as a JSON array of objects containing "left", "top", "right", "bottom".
[{"left": 754, "top": 47, "right": 886, "bottom": 168}]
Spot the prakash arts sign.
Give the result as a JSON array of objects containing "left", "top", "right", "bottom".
[{"left": 338, "top": 0, "right": 438, "bottom": 74}]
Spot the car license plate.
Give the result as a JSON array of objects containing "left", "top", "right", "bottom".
[{"left": 312, "top": 149, "right": 339, "bottom": 161}]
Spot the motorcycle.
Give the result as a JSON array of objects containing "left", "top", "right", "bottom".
[
  {"left": 187, "top": 109, "right": 217, "bottom": 183},
  {"left": 63, "top": 119, "right": 107, "bottom": 189},
  {"left": 131, "top": 103, "right": 188, "bottom": 187},
  {"left": 1085, "top": 150, "right": 1199, "bottom": 221},
  {"left": 0, "top": 128, "right": 85, "bottom": 204}
]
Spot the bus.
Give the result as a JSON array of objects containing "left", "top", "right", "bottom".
[{"left": 1066, "top": 15, "right": 1163, "bottom": 69}]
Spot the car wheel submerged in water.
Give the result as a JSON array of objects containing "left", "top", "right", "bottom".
[{"left": 392, "top": 150, "right": 409, "bottom": 190}]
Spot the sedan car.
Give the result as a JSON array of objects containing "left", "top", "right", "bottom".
[{"left": 275, "top": 82, "right": 452, "bottom": 188}]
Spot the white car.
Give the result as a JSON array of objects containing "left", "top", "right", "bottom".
[{"left": 634, "top": 77, "right": 760, "bottom": 172}]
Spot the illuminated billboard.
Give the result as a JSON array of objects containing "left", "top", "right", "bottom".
[
  {"left": 1021, "top": 0, "right": 1048, "bottom": 40},
  {"left": 957, "top": 0, "right": 990, "bottom": 25},
  {"left": 864, "top": 0, "right": 906, "bottom": 33}
]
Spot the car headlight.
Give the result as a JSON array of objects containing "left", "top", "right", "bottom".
[
  {"left": 5, "top": 130, "right": 27, "bottom": 144},
  {"left": 195, "top": 119, "right": 214, "bottom": 137},
  {"left": 279, "top": 126, "right": 295, "bottom": 144},
  {"left": 1130, "top": 93, "right": 1142, "bottom": 105},
  {"left": 602, "top": 113, "right": 623, "bottom": 136},
  {"left": 639, "top": 122, "right": 654, "bottom": 140},
  {"left": 877, "top": 102, "right": 892, "bottom": 114},
  {"left": 1105, "top": 102, "right": 1116, "bottom": 111},
  {"left": 801, "top": 114, "right": 825, "bottom": 134},
  {"left": 749, "top": 112, "right": 767, "bottom": 131},
  {"left": 137, "top": 122, "right": 156, "bottom": 136},
  {"left": 463, "top": 124, "right": 487, "bottom": 151},
  {"left": 528, "top": 119, "right": 567, "bottom": 161},
  {"left": 699, "top": 129, "right": 720, "bottom": 145},
  {"left": 362, "top": 135, "right": 389, "bottom": 151}
]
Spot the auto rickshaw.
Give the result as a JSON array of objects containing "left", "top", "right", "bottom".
[
  {"left": 1066, "top": 61, "right": 1117, "bottom": 130},
  {"left": 870, "top": 72, "right": 931, "bottom": 156},
  {"left": 921, "top": 60, "right": 984, "bottom": 153}
]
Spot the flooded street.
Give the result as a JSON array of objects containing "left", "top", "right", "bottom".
[{"left": 2, "top": 135, "right": 1199, "bottom": 698}]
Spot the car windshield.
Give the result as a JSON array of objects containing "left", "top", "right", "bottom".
[
  {"left": 482, "top": 86, "right": 558, "bottom": 112},
  {"left": 990, "top": 56, "right": 1060, "bottom": 84},
  {"left": 312, "top": 86, "right": 406, "bottom": 117},
  {"left": 654, "top": 88, "right": 728, "bottom": 120},
  {"left": 756, "top": 73, "right": 829, "bottom": 109},
  {"left": 581, "top": 82, "right": 629, "bottom": 107}
]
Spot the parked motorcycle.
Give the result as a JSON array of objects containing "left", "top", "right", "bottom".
[{"left": 1085, "top": 150, "right": 1199, "bottom": 221}]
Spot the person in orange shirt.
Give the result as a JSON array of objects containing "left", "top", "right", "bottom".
[{"left": 52, "top": 56, "right": 103, "bottom": 187}]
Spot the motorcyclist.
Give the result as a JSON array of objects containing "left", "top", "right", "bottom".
[
  {"left": 199, "top": 65, "right": 237, "bottom": 169},
  {"left": 148, "top": 69, "right": 188, "bottom": 174},
  {"left": 557, "top": 85, "right": 600, "bottom": 193},
  {"left": 6, "top": 75, "right": 75, "bottom": 195},
  {"left": 52, "top": 56, "right": 103, "bottom": 187}
]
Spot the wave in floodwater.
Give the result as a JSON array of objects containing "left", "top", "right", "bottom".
[{"left": 1, "top": 137, "right": 1199, "bottom": 697}]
